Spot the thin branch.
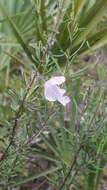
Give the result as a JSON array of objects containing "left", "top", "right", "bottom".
[
  {"left": 43, "top": 0, "right": 66, "bottom": 54},
  {"left": 58, "top": 144, "right": 83, "bottom": 190},
  {"left": 0, "top": 73, "right": 37, "bottom": 162}
]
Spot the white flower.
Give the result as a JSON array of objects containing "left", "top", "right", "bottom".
[{"left": 44, "top": 76, "right": 70, "bottom": 106}]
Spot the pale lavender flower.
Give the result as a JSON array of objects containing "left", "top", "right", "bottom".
[{"left": 44, "top": 76, "right": 70, "bottom": 106}]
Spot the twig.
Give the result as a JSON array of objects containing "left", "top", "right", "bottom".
[
  {"left": 0, "top": 74, "right": 37, "bottom": 162},
  {"left": 58, "top": 144, "right": 82, "bottom": 190},
  {"left": 43, "top": 0, "right": 65, "bottom": 54},
  {"left": 26, "top": 111, "right": 56, "bottom": 145},
  {"left": 66, "top": 167, "right": 80, "bottom": 190},
  {"left": 38, "top": 1, "right": 65, "bottom": 72},
  {"left": 35, "top": 179, "right": 47, "bottom": 190}
]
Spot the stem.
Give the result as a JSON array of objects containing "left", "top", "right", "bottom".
[
  {"left": 0, "top": 74, "right": 36, "bottom": 162},
  {"left": 58, "top": 145, "right": 82, "bottom": 190}
]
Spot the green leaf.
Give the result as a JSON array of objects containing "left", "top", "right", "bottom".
[
  {"left": 9, "top": 167, "right": 60, "bottom": 187},
  {"left": 71, "top": 97, "right": 78, "bottom": 128},
  {"left": 0, "top": 2, "right": 37, "bottom": 65},
  {"left": 97, "top": 64, "right": 106, "bottom": 81}
]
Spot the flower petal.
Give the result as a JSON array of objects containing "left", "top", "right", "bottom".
[
  {"left": 44, "top": 76, "right": 70, "bottom": 106},
  {"left": 58, "top": 96, "right": 71, "bottom": 106},
  {"left": 58, "top": 88, "right": 66, "bottom": 96},
  {"left": 44, "top": 81, "right": 65, "bottom": 102},
  {"left": 50, "top": 76, "right": 65, "bottom": 85},
  {"left": 44, "top": 82, "right": 56, "bottom": 101}
]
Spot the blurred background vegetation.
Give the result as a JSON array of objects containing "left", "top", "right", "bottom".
[{"left": 0, "top": 0, "right": 107, "bottom": 189}]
